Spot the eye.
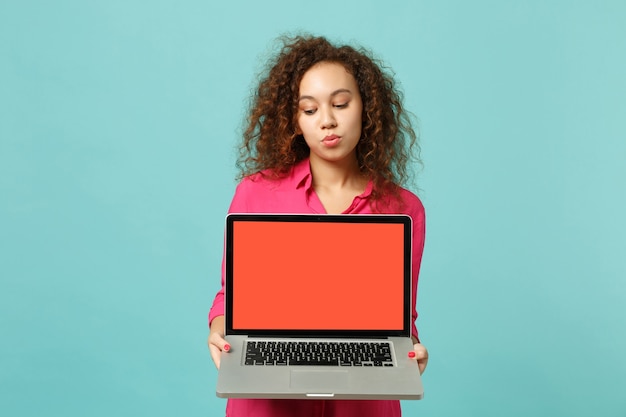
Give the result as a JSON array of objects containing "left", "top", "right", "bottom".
[
  {"left": 334, "top": 102, "right": 348, "bottom": 109},
  {"left": 302, "top": 108, "right": 316, "bottom": 115}
]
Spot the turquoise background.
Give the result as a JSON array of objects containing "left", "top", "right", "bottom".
[{"left": 2, "top": 0, "right": 625, "bottom": 416}]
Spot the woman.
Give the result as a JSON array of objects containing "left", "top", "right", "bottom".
[{"left": 208, "top": 35, "right": 428, "bottom": 417}]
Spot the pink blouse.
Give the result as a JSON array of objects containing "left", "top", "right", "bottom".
[{"left": 209, "top": 158, "right": 426, "bottom": 417}]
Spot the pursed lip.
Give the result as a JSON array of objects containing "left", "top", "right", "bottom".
[{"left": 322, "top": 134, "right": 340, "bottom": 142}]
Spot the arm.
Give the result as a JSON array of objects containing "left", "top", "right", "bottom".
[
  {"left": 206, "top": 180, "right": 252, "bottom": 367},
  {"left": 408, "top": 194, "right": 428, "bottom": 374}
]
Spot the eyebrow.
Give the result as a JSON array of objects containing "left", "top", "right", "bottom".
[{"left": 298, "top": 89, "right": 353, "bottom": 102}]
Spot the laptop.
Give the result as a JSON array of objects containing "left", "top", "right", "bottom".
[{"left": 216, "top": 213, "right": 424, "bottom": 400}]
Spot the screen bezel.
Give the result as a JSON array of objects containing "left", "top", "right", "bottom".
[{"left": 224, "top": 213, "right": 412, "bottom": 338}]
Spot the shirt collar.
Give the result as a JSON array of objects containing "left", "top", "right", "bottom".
[
  {"left": 292, "top": 157, "right": 374, "bottom": 199},
  {"left": 293, "top": 158, "right": 313, "bottom": 190}
]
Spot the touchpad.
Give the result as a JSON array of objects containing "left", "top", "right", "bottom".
[{"left": 290, "top": 370, "right": 349, "bottom": 391}]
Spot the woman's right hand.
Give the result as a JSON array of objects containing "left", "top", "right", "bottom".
[{"left": 208, "top": 315, "right": 230, "bottom": 369}]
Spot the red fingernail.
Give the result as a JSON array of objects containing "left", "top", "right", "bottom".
[
  {"left": 224, "top": 344, "right": 231, "bottom": 352},
  {"left": 408, "top": 351, "right": 416, "bottom": 358}
]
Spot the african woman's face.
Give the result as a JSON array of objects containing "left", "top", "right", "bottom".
[{"left": 296, "top": 62, "right": 363, "bottom": 165}]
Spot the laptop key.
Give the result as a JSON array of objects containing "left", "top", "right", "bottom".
[{"left": 290, "top": 358, "right": 338, "bottom": 366}]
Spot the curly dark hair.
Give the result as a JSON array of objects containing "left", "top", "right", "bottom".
[{"left": 238, "top": 34, "right": 421, "bottom": 204}]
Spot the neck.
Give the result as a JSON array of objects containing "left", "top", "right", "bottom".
[{"left": 308, "top": 154, "right": 365, "bottom": 189}]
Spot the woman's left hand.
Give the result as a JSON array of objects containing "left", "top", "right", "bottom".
[{"left": 409, "top": 343, "right": 429, "bottom": 375}]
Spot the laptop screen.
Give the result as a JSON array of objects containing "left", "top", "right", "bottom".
[{"left": 225, "top": 214, "right": 412, "bottom": 337}]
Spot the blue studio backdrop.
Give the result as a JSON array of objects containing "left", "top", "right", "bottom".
[{"left": 1, "top": 1, "right": 625, "bottom": 416}]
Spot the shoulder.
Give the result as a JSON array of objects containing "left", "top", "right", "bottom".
[
  {"left": 397, "top": 187, "right": 424, "bottom": 212},
  {"left": 232, "top": 172, "right": 276, "bottom": 201},
  {"left": 235, "top": 169, "right": 292, "bottom": 193},
  {"left": 238, "top": 160, "right": 308, "bottom": 191},
  {"left": 228, "top": 173, "right": 273, "bottom": 213},
  {"left": 394, "top": 187, "right": 426, "bottom": 244},
  {"left": 385, "top": 186, "right": 425, "bottom": 219},
  {"left": 229, "top": 168, "right": 304, "bottom": 213}
]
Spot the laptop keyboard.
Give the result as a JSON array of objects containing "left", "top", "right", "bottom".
[{"left": 244, "top": 340, "right": 394, "bottom": 367}]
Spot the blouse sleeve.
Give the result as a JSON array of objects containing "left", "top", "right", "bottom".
[
  {"left": 408, "top": 197, "right": 426, "bottom": 342},
  {"left": 207, "top": 179, "right": 252, "bottom": 326}
]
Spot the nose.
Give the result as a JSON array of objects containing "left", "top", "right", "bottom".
[{"left": 320, "top": 107, "right": 337, "bottom": 129}]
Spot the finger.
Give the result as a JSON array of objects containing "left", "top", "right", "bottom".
[
  {"left": 208, "top": 334, "right": 231, "bottom": 370},
  {"left": 407, "top": 344, "right": 428, "bottom": 358},
  {"left": 409, "top": 344, "right": 428, "bottom": 375},
  {"left": 209, "top": 332, "right": 230, "bottom": 351},
  {"left": 413, "top": 345, "right": 428, "bottom": 359}
]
